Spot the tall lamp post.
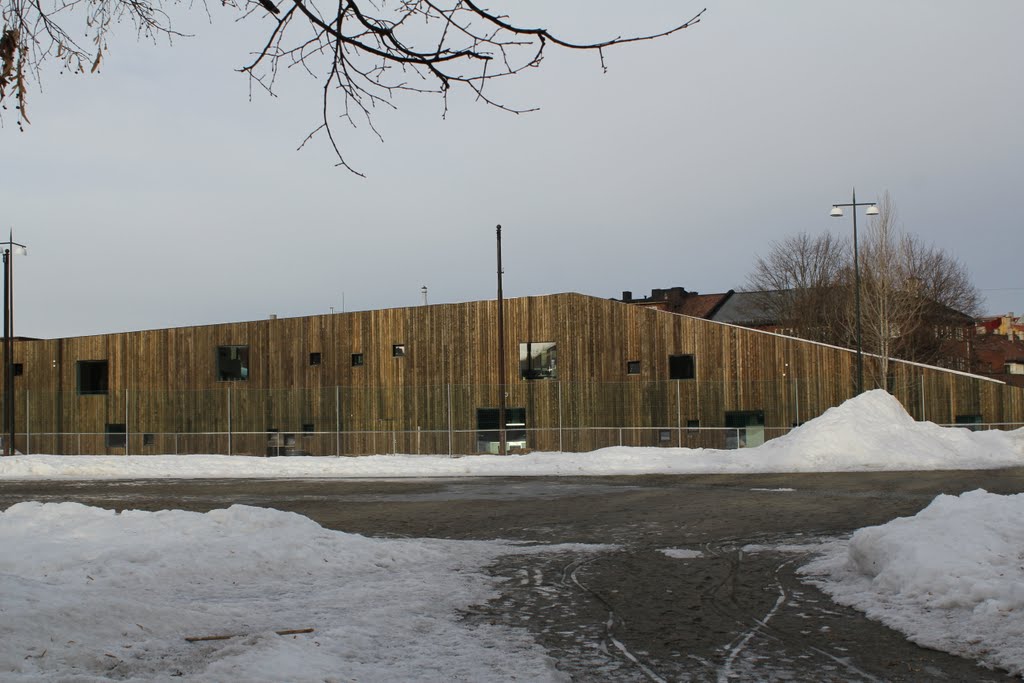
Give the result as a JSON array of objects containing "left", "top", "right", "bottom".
[
  {"left": 830, "top": 190, "right": 879, "bottom": 396},
  {"left": 2, "top": 231, "right": 27, "bottom": 456}
]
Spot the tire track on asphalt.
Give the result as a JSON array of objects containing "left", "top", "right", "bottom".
[{"left": 560, "top": 554, "right": 668, "bottom": 683}]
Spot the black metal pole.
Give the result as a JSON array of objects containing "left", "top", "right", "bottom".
[
  {"left": 496, "top": 225, "right": 506, "bottom": 456},
  {"left": 852, "top": 188, "right": 863, "bottom": 395},
  {"left": 3, "top": 248, "right": 10, "bottom": 456}
]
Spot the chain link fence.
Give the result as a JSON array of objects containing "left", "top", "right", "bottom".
[{"left": 2, "top": 377, "right": 1020, "bottom": 456}]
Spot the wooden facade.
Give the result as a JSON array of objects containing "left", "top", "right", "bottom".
[{"left": 3, "top": 293, "right": 1022, "bottom": 455}]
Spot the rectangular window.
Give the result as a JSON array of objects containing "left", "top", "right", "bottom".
[
  {"left": 12, "top": 363, "right": 23, "bottom": 376},
  {"left": 105, "top": 423, "right": 126, "bottom": 449},
  {"left": 686, "top": 419, "right": 700, "bottom": 432},
  {"left": 217, "top": 345, "right": 250, "bottom": 381},
  {"left": 725, "top": 410, "right": 765, "bottom": 449},
  {"left": 520, "top": 342, "right": 557, "bottom": 380},
  {"left": 955, "top": 414, "right": 983, "bottom": 431},
  {"left": 309, "top": 352, "right": 322, "bottom": 366},
  {"left": 302, "top": 423, "right": 314, "bottom": 433},
  {"left": 143, "top": 433, "right": 155, "bottom": 446},
  {"left": 352, "top": 353, "right": 364, "bottom": 367},
  {"left": 77, "top": 360, "right": 109, "bottom": 395},
  {"left": 476, "top": 407, "right": 527, "bottom": 453},
  {"left": 392, "top": 344, "right": 406, "bottom": 358},
  {"left": 626, "top": 360, "right": 641, "bottom": 375},
  {"left": 668, "top": 354, "right": 695, "bottom": 380}
]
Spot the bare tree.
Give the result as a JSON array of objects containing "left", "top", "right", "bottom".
[
  {"left": 744, "top": 231, "right": 847, "bottom": 342},
  {"left": 746, "top": 192, "right": 981, "bottom": 381},
  {"left": 841, "top": 194, "right": 927, "bottom": 386},
  {"left": 1, "top": 1, "right": 705, "bottom": 170}
]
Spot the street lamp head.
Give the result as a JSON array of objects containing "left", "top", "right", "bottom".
[
  {"left": 865, "top": 204, "right": 880, "bottom": 216},
  {"left": 830, "top": 206, "right": 843, "bottom": 218}
]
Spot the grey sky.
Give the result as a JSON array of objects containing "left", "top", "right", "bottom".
[{"left": 4, "top": 1, "right": 1022, "bottom": 339}]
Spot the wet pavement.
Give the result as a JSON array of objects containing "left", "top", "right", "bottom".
[{"left": 3, "top": 469, "right": 1023, "bottom": 681}]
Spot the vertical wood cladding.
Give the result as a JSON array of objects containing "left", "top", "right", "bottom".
[{"left": 4, "top": 292, "right": 1022, "bottom": 454}]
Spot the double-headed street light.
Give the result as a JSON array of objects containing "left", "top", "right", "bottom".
[
  {"left": 3, "top": 231, "right": 27, "bottom": 456},
  {"left": 830, "top": 190, "right": 879, "bottom": 396}
]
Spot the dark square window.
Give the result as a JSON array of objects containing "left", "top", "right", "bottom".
[
  {"left": 217, "top": 345, "right": 249, "bottom": 381},
  {"left": 686, "top": 419, "right": 700, "bottom": 432},
  {"left": 669, "top": 354, "right": 695, "bottom": 380},
  {"left": 309, "top": 352, "right": 322, "bottom": 366},
  {"left": 392, "top": 344, "right": 406, "bottom": 357},
  {"left": 659, "top": 429, "right": 671, "bottom": 443},
  {"left": 105, "top": 423, "right": 126, "bottom": 449},
  {"left": 626, "top": 360, "right": 640, "bottom": 375},
  {"left": 352, "top": 353, "right": 364, "bottom": 367},
  {"left": 77, "top": 360, "right": 109, "bottom": 395},
  {"left": 302, "top": 423, "right": 314, "bottom": 433},
  {"left": 12, "top": 363, "right": 23, "bottom": 376},
  {"left": 143, "top": 433, "right": 155, "bottom": 446}
]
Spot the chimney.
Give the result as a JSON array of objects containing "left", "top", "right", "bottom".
[
  {"left": 622, "top": 291, "right": 633, "bottom": 302},
  {"left": 269, "top": 314, "right": 278, "bottom": 320}
]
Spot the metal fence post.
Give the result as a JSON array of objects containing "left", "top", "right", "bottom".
[
  {"left": 446, "top": 384, "right": 452, "bottom": 457},
  {"left": 795, "top": 378, "right": 800, "bottom": 427},
  {"left": 25, "top": 390, "right": 29, "bottom": 455},
  {"left": 921, "top": 375, "right": 925, "bottom": 421},
  {"left": 125, "top": 388, "right": 130, "bottom": 456},
  {"left": 227, "top": 385, "right": 232, "bottom": 456},
  {"left": 336, "top": 385, "right": 341, "bottom": 457},
  {"left": 678, "top": 381, "right": 684, "bottom": 447},
  {"left": 557, "top": 381, "right": 563, "bottom": 452}
]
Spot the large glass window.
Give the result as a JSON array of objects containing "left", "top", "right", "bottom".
[
  {"left": 669, "top": 354, "right": 695, "bottom": 380},
  {"left": 77, "top": 360, "right": 109, "bottom": 395},
  {"left": 217, "top": 345, "right": 250, "bottom": 381},
  {"left": 520, "top": 342, "right": 557, "bottom": 380},
  {"left": 725, "top": 410, "right": 765, "bottom": 449},
  {"left": 476, "top": 407, "right": 527, "bottom": 453}
]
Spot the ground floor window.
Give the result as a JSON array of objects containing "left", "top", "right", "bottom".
[
  {"left": 955, "top": 414, "right": 984, "bottom": 431},
  {"left": 724, "top": 410, "right": 764, "bottom": 449},
  {"left": 105, "top": 423, "right": 126, "bottom": 449},
  {"left": 476, "top": 407, "right": 526, "bottom": 453}
]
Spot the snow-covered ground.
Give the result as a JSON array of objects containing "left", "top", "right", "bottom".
[
  {"left": 801, "top": 490, "right": 1024, "bottom": 677},
  {"left": 1, "top": 391, "right": 1022, "bottom": 480},
  {"left": 0, "top": 501, "right": 596, "bottom": 682},
  {"left": 2, "top": 390, "right": 1023, "bottom": 680}
]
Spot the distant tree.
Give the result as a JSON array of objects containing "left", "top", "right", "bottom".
[
  {"left": 0, "top": 1, "right": 704, "bottom": 171},
  {"left": 744, "top": 231, "right": 847, "bottom": 342},
  {"left": 745, "top": 192, "right": 981, "bottom": 382},
  {"left": 841, "top": 193, "right": 981, "bottom": 384}
]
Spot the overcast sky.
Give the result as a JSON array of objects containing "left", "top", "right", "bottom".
[{"left": 3, "top": 1, "right": 1022, "bottom": 339}]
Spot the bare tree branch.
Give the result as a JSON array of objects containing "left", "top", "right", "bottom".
[{"left": 1, "top": 0, "right": 705, "bottom": 170}]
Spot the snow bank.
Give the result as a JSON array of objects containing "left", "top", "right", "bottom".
[
  {"left": 756, "top": 390, "right": 1024, "bottom": 471},
  {"left": 0, "top": 390, "right": 1020, "bottom": 479},
  {"left": 801, "top": 489, "right": 1024, "bottom": 676},
  {"left": 0, "top": 502, "right": 578, "bottom": 682}
]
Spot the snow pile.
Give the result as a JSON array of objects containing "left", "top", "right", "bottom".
[
  {"left": 801, "top": 489, "right": 1024, "bottom": 676},
  {"left": 757, "top": 390, "right": 1024, "bottom": 470},
  {"left": 0, "top": 502, "right": 575, "bottom": 682},
  {"left": 0, "top": 390, "right": 1021, "bottom": 479}
]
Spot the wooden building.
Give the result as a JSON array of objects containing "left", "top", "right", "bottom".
[{"left": 3, "top": 292, "right": 1022, "bottom": 455}]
